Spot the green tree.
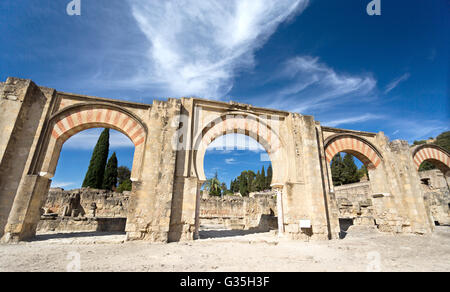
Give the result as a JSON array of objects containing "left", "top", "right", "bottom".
[
  {"left": 266, "top": 165, "right": 273, "bottom": 190},
  {"left": 357, "top": 164, "right": 369, "bottom": 181},
  {"left": 436, "top": 131, "right": 450, "bottom": 152},
  {"left": 239, "top": 171, "right": 249, "bottom": 196},
  {"left": 117, "top": 166, "right": 131, "bottom": 185},
  {"left": 117, "top": 179, "right": 132, "bottom": 193},
  {"left": 260, "top": 166, "right": 266, "bottom": 190},
  {"left": 414, "top": 131, "right": 450, "bottom": 171},
  {"left": 342, "top": 153, "right": 359, "bottom": 184},
  {"left": 331, "top": 154, "right": 344, "bottom": 186},
  {"left": 205, "top": 171, "right": 221, "bottom": 196},
  {"left": 247, "top": 170, "right": 256, "bottom": 192},
  {"left": 220, "top": 182, "right": 228, "bottom": 196},
  {"left": 82, "top": 128, "right": 110, "bottom": 189},
  {"left": 255, "top": 170, "right": 262, "bottom": 191},
  {"left": 103, "top": 152, "right": 118, "bottom": 190}
]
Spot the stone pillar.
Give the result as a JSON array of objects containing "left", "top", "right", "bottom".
[
  {"left": 194, "top": 182, "right": 203, "bottom": 239},
  {"left": 0, "top": 78, "right": 50, "bottom": 241},
  {"left": 125, "top": 99, "right": 182, "bottom": 242},
  {"left": 374, "top": 139, "right": 434, "bottom": 234},
  {"left": 272, "top": 184, "right": 285, "bottom": 236}
]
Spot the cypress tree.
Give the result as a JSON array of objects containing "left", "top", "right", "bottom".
[
  {"left": 261, "top": 166, "right": 266, "bottom": 190},
  {"left": 103, "top": 152, "right": 118, "bottom": 190},
  {"left": 82, "top": 128, "right": 110, "bottom": 189},
  {"left": 266, "top": 165, "right": 273, "bottom": 190},
  {"left": 331, "top": 154, "right": 344, "bottom": 186},
  {"left": 239, "top": 171, "right": 249, "bottom": 196},
  {"left": 342, "top": 153, "right": 359, "bottom": 185},
  {"left": 255, "top": 170, "right": 261, "bottom": 191}
]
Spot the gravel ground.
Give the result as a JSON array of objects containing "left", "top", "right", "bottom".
[{"left": 0, "top": 226, "right": 449, "bottom": 272}]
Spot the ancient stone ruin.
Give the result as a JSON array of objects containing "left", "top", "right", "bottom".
[
  {"left": 1, "top": 77, "right": 449, "bottom": 243},
  {"left": 38, "top": 188, "right": 129, "bottom": 233}
]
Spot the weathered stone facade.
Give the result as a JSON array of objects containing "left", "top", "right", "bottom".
[
  {"left": 199, "top": 192, "right": 277, "bottom": 232},
  {"left": 36, "top": 188, "right": 129, "bottom": 233},
  {"left": 334, "top": 170, "right": 449, "bottom": 230},
  {"left": 1, "top": 77, "right": 449, "bottom": 243}
]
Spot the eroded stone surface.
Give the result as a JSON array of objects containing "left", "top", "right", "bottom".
[{"left": 0, "top": 77, "right": 449, "bottom": 243}]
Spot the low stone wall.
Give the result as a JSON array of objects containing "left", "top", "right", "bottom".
[
  {"left": 334, "top": 171, "right": 450, "bottom": 229},
  {"left": 38, "top": 217, "right": 126, "bottom": 233},
  {"left": 41, "top": 188, "right": 129, "bottom": 217},
  {"left": 199, "top": 193, "right": 278, "bottom": 231},
  {"left": 334, "top": 182, "right": 375, "bottom": 226},
  {"left": 37, "top": 188, "right": 130, "bottom": 233},
  {"left": 420, "top": 170, "right": 450, "bottom": 225}
]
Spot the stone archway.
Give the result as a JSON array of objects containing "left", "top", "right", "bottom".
[
  {"left": 324, "top": 134, "right": 383, "bottom": 170},
  {"left": 412, "top": 145, "right": 450, "bottom": 173},
  {"left": 2, "top": 102, "right": 148, "bottom": 242},
  {"left": 412, "top": 144, "right": 450, "bottom": 187},
  {"left": 191, "top": 112, "right": 288, "bottom": 237},
  {"left": 192, "top": 112, "right": 287, "bottom": 185},
  {"left": 37, "top": 103, "right": 147, "bottom": 182}
]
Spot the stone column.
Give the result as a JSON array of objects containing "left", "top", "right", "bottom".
[{"left": 272, "top": 183, "right": 285, "bottom": 236}]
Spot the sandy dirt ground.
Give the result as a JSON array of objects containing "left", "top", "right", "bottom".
[{"left": 0, "top": 226, "right": 449, "bottom": 272}]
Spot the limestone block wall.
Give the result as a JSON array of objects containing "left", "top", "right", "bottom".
[
  {"left": 126, "top": 99, "right": 182, "bottom": 242},
  {"left": 40, "top": 188, "right": 129, "bottom": 218},
  {"left": 419, "top": 170, "right": 450, "bottom": 225},
  {"left": 334, "top": 182, "right": 375, "bottom": 225},
  {"left": 280, "top": 115, "right": 338, "bottom": 240},
  {"left": 37, "top": 218, "right": 127, "bottom": 233},
  {"left": 199, "top": 193, "right": 277, "bottom": 231},
  {"left": 36, "top": 188, "right": 129, "bottom": 233}
]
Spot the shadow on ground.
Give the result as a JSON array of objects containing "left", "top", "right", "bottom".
[
  {"left": 198, "top": 229, "right": 270, "bottom": 239},
  {"left": 33, "top": 231, "right": 126, "bottom": 242}
]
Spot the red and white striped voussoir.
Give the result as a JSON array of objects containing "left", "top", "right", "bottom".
[
  {"left": 50, "top": 108, "right": 146, "bottom": 146},
  {"left": 413, "top": 147, "right": 450, "bottom": 170},
  {"left": 199, "top": 115, "right": 280, "bottom": 153},
  {"left": 325, "top": 137, "right": 381, "bottom": 168}
]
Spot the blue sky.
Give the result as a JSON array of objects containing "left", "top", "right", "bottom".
[{"left": 1, "top": 0, "right": 448, "bottom": 189}]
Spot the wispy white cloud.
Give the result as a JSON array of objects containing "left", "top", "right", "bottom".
[
  {"left": 51, "top": 181, "right": 76, "bottom": 189},
  {"left": 384, "top": 73, "right": 410, "bottom": 94},
  {"left": 387, "top": 118, "right": 449, "bottom": 142},
  {"left": 323, "top": 113, "right": 384, "bottom": 127},
  {"left": 259, "top": 56, "right": 377, "bottom": 113},
  {"left": 207, "top": 134, "right": 265, "bottom": 152},
  {"left": 63, "top": 129, "right": 134, "bottom": 150},
  {"left": 122, "top": 0, "right": 309, "bottom": 98},
  {"left": 225, "top": 158, "right": 237, "bottom": 165}
]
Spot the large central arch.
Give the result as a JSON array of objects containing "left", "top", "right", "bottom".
[{"left": 192, "top": 112, "right": 287, "bottom": 185}]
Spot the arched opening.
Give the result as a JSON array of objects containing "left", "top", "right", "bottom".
[
  {"left": 198, "top": 133, "right": 278, "bottom": 239},
  {"left": 324, "top": 135, "right": 383, "bottom": 238},
  {"left": 192, "top": 113, "right": 287, "bottom": 240},
  {"left": 413, "top": 145, "right": 450, "bottom": 226},
  {"left": 36, "top": 128, "right": 136, "bottom": 240},
  {"left": 29, "top": 104, "right": 147, "bottom": 241}
]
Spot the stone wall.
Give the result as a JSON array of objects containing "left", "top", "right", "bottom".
[
  {"left": 199, "top": 192, "right": 277, "bottom": 232},
  {"left": 37, "top": 188, "right": 278, "bottom": 233},
  {"left": 334, "top": 171, "right": 450, "bottom": 228},
  {"left": 37, "top": 188, "right": 129, "bottom": 233},
  {"left": 334, "top": 182, "right": 375, "bottom": 226},
  {"left": 419, "top": 170, "right": 450, "bottom": 225}
]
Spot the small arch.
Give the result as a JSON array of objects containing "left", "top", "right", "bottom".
[
  {"left": 412, "top": 144, "right": 450, "bottom": 173},
  {"left": 324, "top": 134, "right": 383, "bottom": 169},
  {"left": 36, "top": 103, "right": 148, "bottom": 182},
  {"left": 48, "top": 102, "right": 147, "bottom": 147}
]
